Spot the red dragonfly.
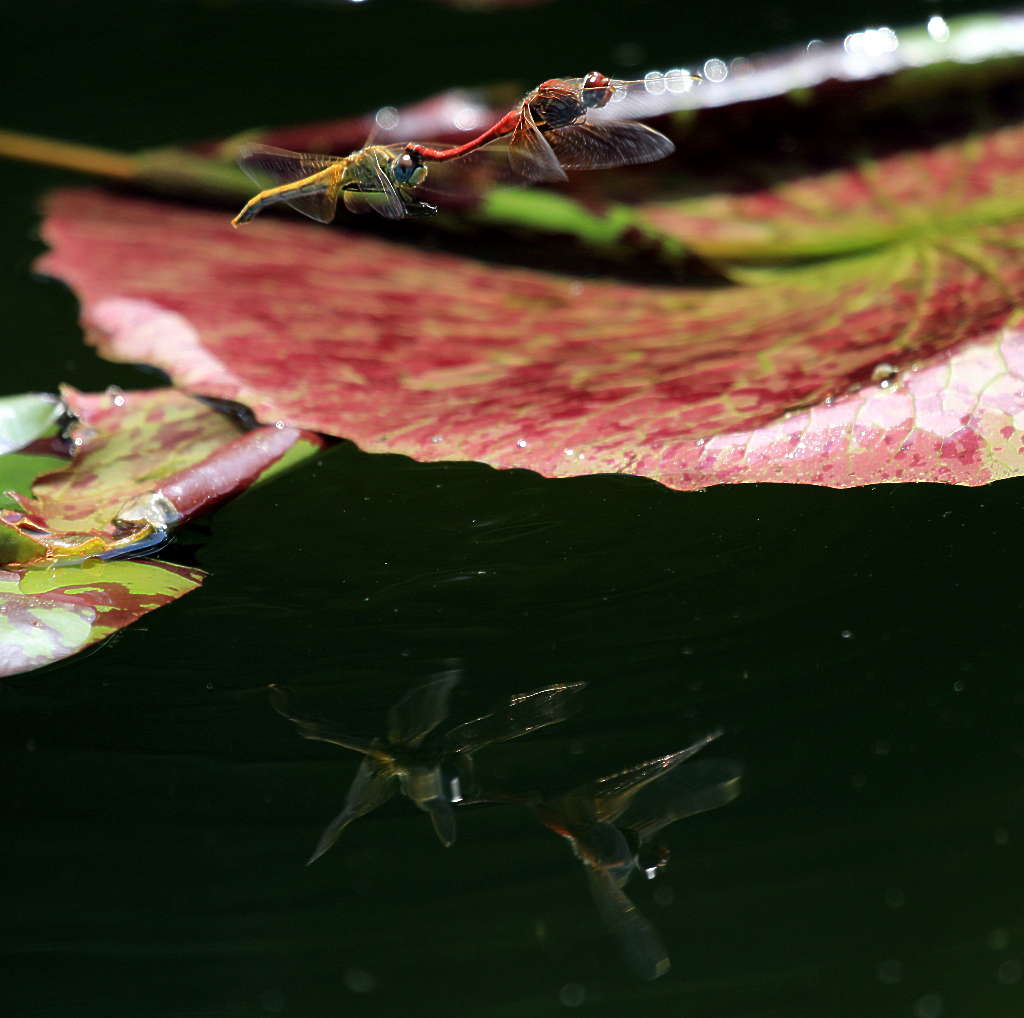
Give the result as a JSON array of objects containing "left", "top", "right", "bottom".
[{"left": 406, "top": 70, "right": 699, "bottom": 182}]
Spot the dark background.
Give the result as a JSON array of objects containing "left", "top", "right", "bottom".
[{"left": 3, "top": 2, "right": 1024, "bottom": 1016}]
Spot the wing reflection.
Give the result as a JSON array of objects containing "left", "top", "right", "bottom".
[
  {"left": 270, "top": 673, "right": 583, "bottom": 861},
  {"left": 529, "top": 730, "right": 742, "bottom": 980}
]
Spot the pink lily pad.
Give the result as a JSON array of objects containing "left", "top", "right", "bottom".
[{"left": 37, "top": 181, "right": 1024, "bottom": 490}]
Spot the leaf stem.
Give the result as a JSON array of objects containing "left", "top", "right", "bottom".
[{"left": 0, "top": 129, "right": 136, "bottom": 180}]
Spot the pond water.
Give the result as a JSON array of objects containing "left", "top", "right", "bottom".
[{"left": 4, "top": 2, "right": 1024, "bottom": 1016}]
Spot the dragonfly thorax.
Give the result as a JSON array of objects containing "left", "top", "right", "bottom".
[{"left": 528, "top": 87, "right": 587, "bottom": 130}]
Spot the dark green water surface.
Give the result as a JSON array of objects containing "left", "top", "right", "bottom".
[{"left": 4, "top": 2, "right": 1024, "bottom": 1016}]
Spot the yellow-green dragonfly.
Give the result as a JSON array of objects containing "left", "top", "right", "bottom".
[{"left": 231, "top": 142, "right": 435, "bottom": 226}]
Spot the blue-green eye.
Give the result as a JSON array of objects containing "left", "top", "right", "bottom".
[{"left": 393, "top": 151, "right": 424, "bottom": 184}]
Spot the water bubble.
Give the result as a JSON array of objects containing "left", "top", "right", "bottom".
[
  {"left": 344, "top": 967, "right": 376, "bottom": 994},
  {"left": 516, "top": 438, "right": 528, "bottom": 449},
  {"left": 106, "top": 385, "right": 126, "bottom": 407},
  {"left": 643, "top": 70, "right": 667, "bottom": 95},
  {"left": 806, "top": 39, "right": 824, "bottom": 52},
  {"left": 430, "top": 435, "right": 443, "bottom": 444},
  {"left": 989, "top": 928, "right": 1010, "bottom": 951},
  {"left": 884, "top": 887, "right": 906, "bottom": 909},
  {"left": 564, "top": 448, "right": 574, "bottom": 457},
  {"left": 374, "top": 106, "right": 400, "bottom": 131},
  {"left": 998, "top": 959, "right": 1022, "bottom": 984},
  {"left": 559, "top": 983, "right": 586, "bottom": 1007},
  {"left": 840, "top": 629, "right": 854, "bottom": 639},
  {"left": 453, "top": 105, "right": 485, "bottom": 132},
  {"left": 953, "top": 680, "right": 965, "bottom": 693},
  {"left": 702, "top": 58, "right": 728, "bottom": 82},
  {"left": 913, "top": 993, "right": 944, "bottom": 1018},
  {"left": 927, "top": 15, "right": 951, "bottom": 43},
  {"left": 664, "top": 68, "right": 696, "bottom": 93},
  {"left": 877, "top": 959, "right": 903, "bottom": 984}
]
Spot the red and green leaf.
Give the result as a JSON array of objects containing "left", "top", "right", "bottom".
[
  {"left": 36, "top": 181, "right": 1024, "bottom": 490},
  {"left": 1, "top": 386, "right": 321, "bottom": 567},
  {"left": 0, "top": 559, "right": 203, "bottom": 679}
]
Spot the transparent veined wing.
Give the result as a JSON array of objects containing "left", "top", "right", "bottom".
[
  {"left": 236, "top": 143, "right": 344, "bottom": 224},
  {"left": 546, "top": 121, "right": 675, "bottom": 170},
  {"left": 421, "top": 793, "right": 457, "bottom": 847},
  {"left": 269, "top": 685, "right": 379, "bottom": 758},
  {"left": 585, "top": 865, "right": 671, "bottom": 981},
  {"left": 591, "top": 730, "right": 723, "bottom": 821},
  {"left": 508, "top": 105, "right": 568, "bottom": 182},
  {"left": 622, "top": 757, "right": 743, "bottom": 846},
  {"left": 307, "top": 757, "right": 397, "bottom": 865},
  {"left": 445, "top": 681, "right": 585, "bottom": 754},
  {"left": 340, "top": 145, "right": 413, "bottom": 221},
  {"left": 387, "top": 669, "right": 460, "bottom": 748},
  {"left": 589, "top": 73, "right": 703, "bottom": 123}
]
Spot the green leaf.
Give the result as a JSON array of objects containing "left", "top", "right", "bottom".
[
  {"left": 0, "top": 393, "right": 61, "bottom": 455},
  {"left": 0, "top": 558, "right": 204, "bottom": 678}
]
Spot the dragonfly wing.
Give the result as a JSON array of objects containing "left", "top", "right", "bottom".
[
  {"left": 445, "top": 681, "right": 585, "bottom": 754},
  {"left": 341, "top": 148, "right": 409, "bottom": 220},
  {"left": 623, "top": 758, "right": 743, "bottom": 846},
  {"left": 508, "top": 107, "right": 568, "bottom": 183},
  {"left": 585, "top": 866, "right": 671, "bottom": 981},
  {"left": 307, "top": 758, "right": 396, "bottom": 865},
  {"left": 545, "top": 121, "right": 675, "bottom": 171},
  {"left": 269, "top": 685, "right": 378, "bottom": 756},
  {"left": 387, "top": 669, "right": 461, "bottom": 748},
  {"left": 236, "top": 143, "right": 342, "bottom": 223},
  {"left": 422, "top": 794, "right": 457, "bottom": 847},
  {"left": 592, "top": 730, "right": 723, "bottom": 821}
]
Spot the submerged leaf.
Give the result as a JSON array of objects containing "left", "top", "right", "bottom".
[
  {"left": 0, "top": 559, "right": 203, "bottom": 678},
  {"left": 37, "top": 181, "right": 1024, "bottom": 489}
]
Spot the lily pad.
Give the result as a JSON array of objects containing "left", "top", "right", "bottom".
[
  {"left": 0, "top": 393, "right": 62, "bottom": 456},
  {"left": 37, "top": 184, "right": 1024, "bottom": 489},
  {"left": 0, "top": 558, "right": 204, "bottom": 678},
  {"left": 1, "top": 386, "right": 320, "bottom": 567}
]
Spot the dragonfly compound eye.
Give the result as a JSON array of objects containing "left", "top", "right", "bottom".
[
  {"left": 581, "top": 70, "right": 614, "bottom": 109},
  {"left": 393, "top": 151, "right": 427, "bottom": 186}
]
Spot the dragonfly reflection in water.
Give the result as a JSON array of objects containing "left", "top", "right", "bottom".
[
  {"left": 406, "top": 70, "right": 697, "bottom": 182},
  {"left": 526, "top": 730, "right": 741, "bottom": 980},
  {"left": 270, "top": 672, "right": 584, "bottom": 862},
  {"left": 231, "top": 143, "right": 436, "bottom": 226}
]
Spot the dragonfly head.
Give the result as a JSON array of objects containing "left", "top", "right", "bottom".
[
  {"left": 393, "top": 149, "right": 428, "bottom": 187},
  {"left": 581, "top": 70, "right": 614, "bottom": 110}
]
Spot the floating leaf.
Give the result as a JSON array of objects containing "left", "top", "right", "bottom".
[
  {"left": 37, "top": 181, "right": 1024, "bottom": 489},
  {"left": 0, "top": 393, "right": 62, "bottom": 456},
  {"left": 1, "top": 386, "right": 320, "bottom": 567},
  {"left": 0, "top": 558, "right": 203, "bottom": 678}
]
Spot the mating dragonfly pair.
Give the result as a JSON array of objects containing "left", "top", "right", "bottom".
[
  {"left": 272, "top": 670, "right": 740, "bottom": 981},
  {"left": 231, "top": 70, "right": 698, "bottom": 227}
]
